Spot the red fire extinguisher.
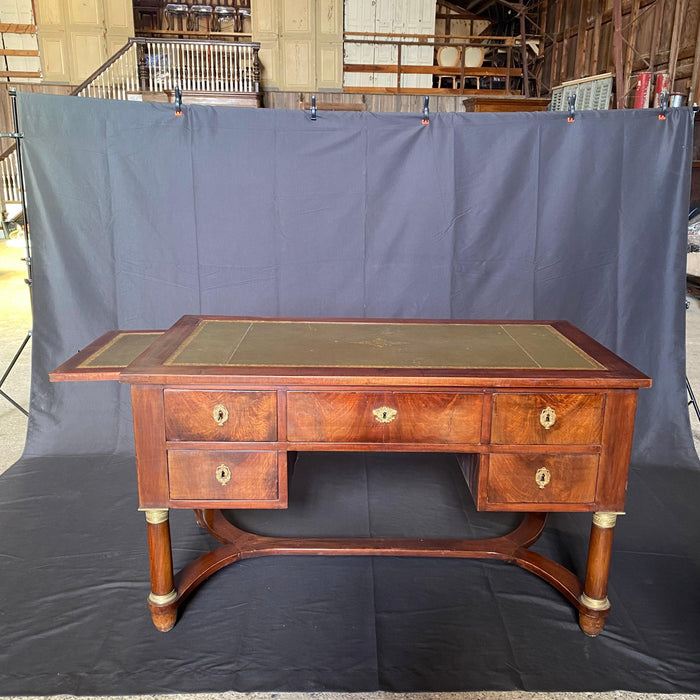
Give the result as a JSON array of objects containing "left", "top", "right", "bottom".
[{"left": 634, "top": 72, "right": 652, "bottom": 108}]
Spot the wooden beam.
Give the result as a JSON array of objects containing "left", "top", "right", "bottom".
[
  {"left": 590, "top": 0, "right": 603, "bottom": 75},
  {"left": 648, "top": 0, "right": 665, "bottom": 77},
  {"left": 344, "top": 86, "right": 510, "bottom": 95},
  {"left": 623, "top": 0, "right": 640, "bottom": 90},
  {"left": 0, "top": 70, "right": 40, "bottom": 78},
  {"left": 550, "top": 0, "right": 564, "bottom": 88},
  {"left": 688, "top": 13, "right": 700, "bottom": 103},
  {"left": 0, "top": 49, "right": 38, "bottom": 57},
  {"left": 560, "top": 3, "right": 571, "bottom": 83},
  {"left": 575, "top": 0, "right": 590, "bottom": 78},
  {"left": 0, "top": 23, "right": 36, "bottom": 34},
  {"left": 536, "top": 0, "right": 549, "bottom": 95},
  {"left": 668, "top": 0, "right": 689, "bottom": 90},
  {"left": 538, "top": 0, "right": 549, "bottom": 56},
  {"left": 613, "top": 0, "right": 625, "bottom": 108},
  {"left": 519, "top": 4, "right": 530, "bottom": 97},
  {"left": 344, "top": 64, "right": 523, "bottom": 77}
]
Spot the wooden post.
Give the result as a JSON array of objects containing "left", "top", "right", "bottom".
[
  {"left": 397, "top": 42, "right": 402, "bottom": 93},
  {"left": 574, "top": 0, "right": 589, "bottom": 79},
  {"left": 519, "top": 4, "right": 529, "bottom": 97},
  {"left": 506, "top": 46, "right": 512, "bottom": 94},
  {"left": 648, "top": 0, "right": 665, "bottom": 78},
  {"left": 550, "top": 1, "right": 564, "bottom": 90},
  {"left": 624, "top": 0, "right": 640, "bottom": 92},
  {"left": 537, "top": 0, "right": 549, "bottom": 95},
  {"left": 668, "top": 0, "right": 689, "bottom": 91},
  {"left": 253, "top": 48, "right": 261, "bottom": 92},
  {"left": 689, "top": 7, "right": 700, "bottom": 104},
  {"left": 613, "top": 0, "right": 625, "bottom": 108},
  {"left": 137, "top": 42, "right": 149, "bottom": 92},
  {"left": 589, "top": 0, "right": 602, "bottom": 76},
  {"left": 560, "top": 16, "right": 570, "bottom": 84}
]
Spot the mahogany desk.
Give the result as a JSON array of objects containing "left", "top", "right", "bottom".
[{"left": 51, "top": 316, "right": 651, "bottom": 635}]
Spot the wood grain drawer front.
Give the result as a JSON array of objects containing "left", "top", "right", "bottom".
[
  {"left": 164, "top": 390, "right": 276, "bottom": 442},
  {"left": 491, "top": 393, "right": 604, "bottom": 445},
  {"left": 286, "top": 392, "right": 482, "bottom": 444},
  {"left": 168, "top": 450, "right": 278, "bottom": 501},
  {"left": 386, "top": 392, "right": 482, "bottom": 443},
  {"left": 487, "top": 453, "right": 599, "bottom": 505}
]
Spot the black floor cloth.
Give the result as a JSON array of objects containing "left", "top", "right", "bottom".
[{"left": 0, "top": 451, "right": 698, "bottom": 694}]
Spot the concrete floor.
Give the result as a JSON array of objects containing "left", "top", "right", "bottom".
[{"left": 1, "top": 239, "right": 699, "bottom": 700}]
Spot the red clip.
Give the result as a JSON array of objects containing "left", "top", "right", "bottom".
[
  {"left": 658, "top": 114, "right": 666, "bottom": 120},
  {"left": 421, "top": 118, "right": 429, "bottom": 125},
  {"left": 567, "top": 116, "right": 575, "bottom": 123},
  {"left": 175, "top": 110, "right": 183, "bottom": 117}
]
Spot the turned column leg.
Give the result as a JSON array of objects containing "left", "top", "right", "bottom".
[
  {"left": 578, "top": 511, "right": 620, "bottom": 636},
  {"left": 144, "top": 509, "right": 178, "bottom": 632}
]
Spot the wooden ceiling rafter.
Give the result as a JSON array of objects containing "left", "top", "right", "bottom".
[{"left": 436, "top": 0, "right": 484, "bottom": 20}]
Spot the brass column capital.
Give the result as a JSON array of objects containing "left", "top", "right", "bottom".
[
  {"left": 592, "top": 511, "right": 623, "bottom": 529},
  {"left": 144, "top": 508, "right": 169, "bottom": 525}
]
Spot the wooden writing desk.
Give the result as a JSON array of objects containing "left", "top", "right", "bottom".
[{"left": 51, "top": 316, "right": 651, "bottom": 635}]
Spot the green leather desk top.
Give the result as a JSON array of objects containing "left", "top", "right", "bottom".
[
  {"left": 78, "top": 332, "right": 163, "bottom": 369},
  {"left": 157, "top": 319, "right": 603, "bottom": 370},
  {"left": 52, "top": 317, "right": 651, "bottom": 388}
]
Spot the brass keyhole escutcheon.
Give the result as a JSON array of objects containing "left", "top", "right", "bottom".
[
  {"left": 539, "top": 406, "right": 556, "bottom": 430},
  {"left": 535, "top": 466, "right": 551, "bottom": 489},
  {"left": 372, "top": 406, "right": 397, "bottom": 423},
  {"left": 216, "top": 464, "right": 231, "bottom": 486},
  {"left": 213, "top": 404, "right": 229, "bottom": 427}
]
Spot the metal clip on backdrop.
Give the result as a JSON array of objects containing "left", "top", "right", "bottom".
[{"left": 0, "top": 88, "right": 31, "bottom": 416}]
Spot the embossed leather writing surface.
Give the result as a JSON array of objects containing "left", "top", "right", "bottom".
[
  {"left": 77, "top": 332, "right": 164, "bottom": 369},
  {"left": 165, "top": 320, "right": 602, "bottom": 370}
]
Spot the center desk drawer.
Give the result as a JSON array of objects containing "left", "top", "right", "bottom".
[
  {"left": 287, "top": 392, "right": 483, "bottom": 444},
  {"left": 491, "top": 393, "right": 604, "bottom": 445},
  {"left": 164, "top": 390, "right": 276, "bottom": 442},
  {"left": 168, "top": 450, "right": 279, "bottom": 501}
]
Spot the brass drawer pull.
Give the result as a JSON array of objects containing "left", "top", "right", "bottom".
[
  {"left": 535, "top": 466, "right": 551, "bottom": 489},
  {"left": 373, "top": 406, "right": 397, "bottom": 423},
  {"left": 539, "top": 406, "right": 556, "bottom": 430},
  {"left": 216, "top": 464, "right": 231, "bottom": 485},
  {"left": 213, "top": 404, "right": 229, "bottom": 426}
]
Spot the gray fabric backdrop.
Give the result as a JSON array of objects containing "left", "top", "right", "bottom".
[
  {"left": 0, "top": 93, "right": 698, "bottom": 695},
  {"left": 18, "top": 93, "right": 697, "bottom": 468}
]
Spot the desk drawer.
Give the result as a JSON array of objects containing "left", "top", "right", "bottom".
[
  {"left": 487, "top": 453, "right": 599, "bottom": 506},
  {"left": 164, "top": 390, "right": 276, "bottom": 442},
  {"left": 168, "top": 450, "right": 279, "bottom": 501},
  {"left": 287, "top": 391, "right": 482, "bottom": 444},
  {"left": 491, "top": 393, "right": 604, "bottom": 445}
]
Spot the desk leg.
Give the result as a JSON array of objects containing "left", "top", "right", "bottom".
[
  {"left": 144, "top": 509, "right": 178, "bottom": 632},
  {"left": 578, "top": 511, "right": 619, "bottom": 636}
]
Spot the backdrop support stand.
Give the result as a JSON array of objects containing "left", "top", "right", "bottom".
[{"left": 0, "top": 87, "right": 32, "bottom": 417}]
